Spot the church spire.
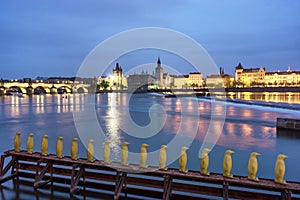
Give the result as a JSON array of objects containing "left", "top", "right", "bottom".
[{"left": 157, "top": 57, "right": 161, "bottom": 65}]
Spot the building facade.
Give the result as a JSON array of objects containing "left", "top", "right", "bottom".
[
  {"left": 173, "top": 75, "right": 189, "bottom": 89},
  {"left": 235, "top": 63, "right": 300, "bottom": 87},
  {"left": 206, "top": 74, "right": 233, "bottom": 88},
  {"left": 127, "top": 74, "right": 156, "bottom": 92},
  {"left": 188, "top": 72, "right": 203, "bottom": 87},
  {"left": 265, "top": 71, "right": 300, "bottom": 86},
  {"left": 235, "top": 63, "right": 265, "bottom": 87}
]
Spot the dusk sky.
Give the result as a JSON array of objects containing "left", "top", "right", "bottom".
[{"left": 1, "top": 0, "right": 300, "bottom": 79}]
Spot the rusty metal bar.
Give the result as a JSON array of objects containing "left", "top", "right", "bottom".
[
  {"left": 163, "top": 175, "right": 172, "bottom": 200},
  {"left": 0, "top": 155, "right": 18, "bottom": 184},
  {"left": 0, "top": 155, "right": 5, "bottom": 175},
  {"left": 114, "top": 171, "right": 127, "bottom": 200},
  {"left": 0, "top": 173, "right": 18, "bottom": 184},
  {"left": 70, "top": 164, "right": 84, "bottom": 194},
  {"left": 223, "top": 181, "right": 229, "bottom": 200},
  {"left": 34, "top": 161, "right": 52, "bottom": 189},
  {"left": 11, "top": 159, "right": 19, "bottom": 175},
  {"left": 0, "top": 156, "right": 16, "bottom": 178},
  {"left": 281, "top": 190, "right": 292, "bottom": 200}
]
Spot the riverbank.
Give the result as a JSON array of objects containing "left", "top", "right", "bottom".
[{"left": 95, "top": 86, "right": 300, "bottom": 94}]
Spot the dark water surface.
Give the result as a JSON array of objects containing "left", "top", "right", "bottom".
[{"left": 0, "top": 93, "right": 300, "bottom": 199}]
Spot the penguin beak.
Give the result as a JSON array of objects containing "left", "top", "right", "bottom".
[
  {"left": 283, "top": 155, "right": 288, "bottom": 159},
  {"left": 256, "top": 153, "right": 261, "bottom": 156}
]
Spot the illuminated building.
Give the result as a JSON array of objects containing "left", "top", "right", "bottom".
[
  {"left": 188, "top": 72, "right": 203, "bottom": 87},
  {"left": 206, "top": 74, "right": 234, "bottom": 88},
  {"left": 173, "top": 75, "right": 189, "bottom": 89},
  {"left": 235, "top": 63, "right": 300, "bottom": 87},
  {"left": 235, "top": 63, "right": 265, "bottom": 87}
]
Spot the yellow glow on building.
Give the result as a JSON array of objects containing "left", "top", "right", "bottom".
[{"left": 235, "top": 63, "right": 300, "bottom": 87}]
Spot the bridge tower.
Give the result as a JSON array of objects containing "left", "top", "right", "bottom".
[
  {"left": 155, "top": 57, "right": 163, "bottom": 88},
  {"left": 113, "top": 63, "right": 123, "bottom": 89}
]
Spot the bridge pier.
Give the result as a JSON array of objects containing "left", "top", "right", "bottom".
[
  {"left": 0, "top": 87, "right": 5, "bottom": 96},
  {"left": 26, "top": 87, "right": 33, "bottom": 95},
  {"left": 50, "top": 87, "right": 57, "bottom": 94}
]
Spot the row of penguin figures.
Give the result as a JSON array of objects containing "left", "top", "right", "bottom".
[{"left": 13, "top": 132, "right": 288, "bottom": 185}]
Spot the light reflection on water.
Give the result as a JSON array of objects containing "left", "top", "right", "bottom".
[
  {"left": 230, "top": 92, "right": 300, "bottom": 104},
  {"left": 0, "top": 92, "right": 300, "bottom": 198},
  {"left": 106, "top": 93, "right": 122, "bottom": 161}
]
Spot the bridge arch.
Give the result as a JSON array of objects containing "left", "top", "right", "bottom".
[
  {"left": 7, "top": 86, "right": 26, "bottom": 94},
  {"left": 75, "top": 87, "right": 89, "bottom": 93},
  {"left": 34, "top": 86, "right": 48, "bottom": 94},
  {"left": 57, "top": 86, "right": 72, "bottom": 94}
]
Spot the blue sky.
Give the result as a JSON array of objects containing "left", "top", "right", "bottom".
[{"left": 0, "top": 0, "right": 300, "bottom": 79}]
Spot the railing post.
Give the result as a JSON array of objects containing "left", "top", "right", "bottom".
[
  {"left": 0, "top": 155, "right": 5, "bottom": 175},
  {"left": 114, "top": 171, "right": 127, "bottom": 200},
  {"left": 0, "top": 155, "right": 18, "bottom": 184},
  {"left": 34, "top": 159, "right": 52, "bottom": 189},
  {"left": 281, "top": 190, "right": 291, "bottom": 200},
  {"left": 70, "top": 164, "right": 84, "bottom": 195},
  {"left": 223, "top": 181, "right": 229, "bottom": 200},
  {"left": 163, "top": 175, "right": 172, "bottom": 200}
]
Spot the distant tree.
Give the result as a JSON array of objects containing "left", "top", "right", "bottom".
[
  {"left": 190, "top": 83, "right": 199, "bottom": 88},
  {"left": 99, "top": 80, "right": 110, "bottom": 90}
]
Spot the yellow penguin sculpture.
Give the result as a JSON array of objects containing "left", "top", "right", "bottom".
[
  {"left": 274, "top": 154, "right": 288, "bottom": 184},
  {"left": 71, "top": 138, "right": 78, "bottom": 160},
  {"left": 26, "top": 133, "right": 34, "bottom": 154},
  {"left": 41, "top": 135, "right": 49, "bottom": 156},
  {"left": 223, "top": 150, "right": 234, "bottom": 178},
  {"left": 179, "top": 147, "right": 189, "bottom": 173},
  {"left": 103, "top": 141, "right": 111, "bottom": 164},
  {"left": 87, "top": 139, "right": 95, "bottom": 162},
  {"left": 14, "top": 132, "right": 21, "bottom": 152},
  {"left": 200, "top": 148, "right": 211, "bottom": 176},
  {"left": 140, "top": 143, "right": 149, "bottom": 168},
  {"left": 121, "top": 142, "right": 130, "bottom": 165},
  {"left": 248, "top": 152, "right": 261, "bottom": 181},
  {"left": 56, "top": 136, "right": 63, "bottom": 158},
  {"left": 158, "top": 145, "right": 168, "bottom": 170}
]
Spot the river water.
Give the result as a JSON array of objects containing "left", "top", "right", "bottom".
[{"left": 0, "top": 92, "right": 300, "bottom": 199}]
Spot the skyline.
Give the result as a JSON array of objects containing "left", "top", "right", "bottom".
[{"left": 1, "top": 0, "right": 300, "bottom": 79}]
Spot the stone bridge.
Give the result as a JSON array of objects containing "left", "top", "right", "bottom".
[{"left": 0, "top": 82, "right": 90, "bottom": 95}]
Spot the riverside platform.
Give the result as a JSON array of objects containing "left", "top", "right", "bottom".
[
  {"left": 277, "top": 118, "right": 300, "bottom": 131},
  {"left": 0, "top": 150, "right": 300, "bottom": 200}
]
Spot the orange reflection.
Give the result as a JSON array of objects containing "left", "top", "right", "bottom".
[
  {"left": 11, "top": 96, "right": 20, "bottom": 116},
  {"left": 175, "top": 99, "right": 181, "bottom": 112},
  {"left": 241, "top": 109, "right": 253, "bottom": 118},
  {"left": 35, "top": 95, "right": 44, "bottom": 114}
]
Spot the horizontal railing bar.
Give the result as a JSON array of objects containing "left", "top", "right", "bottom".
[
  {"left": 17, "top": 171, "right": 300, "bottom": 200},
  {"left": 17, "top": 160, "right": 300, "bottom": 194}
]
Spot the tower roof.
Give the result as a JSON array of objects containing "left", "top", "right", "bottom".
[
  {"left": 157, "top": 57, "right": 161, "bottom": 65},
  {"left": 114, "top": 62, "right": 122, "bottom": 71},
  {"left": 236, "top": 62, "right": 243, "bottom": 69}
]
